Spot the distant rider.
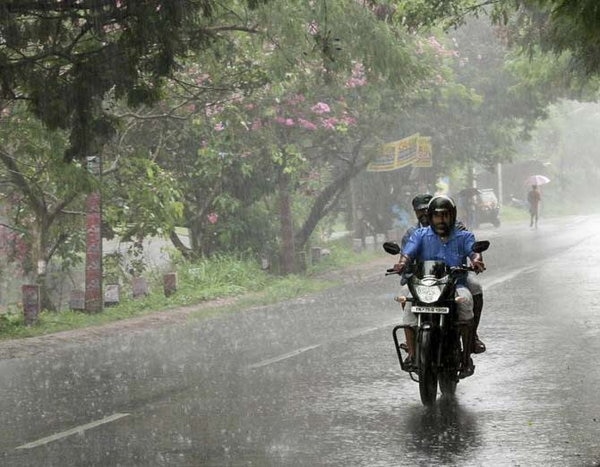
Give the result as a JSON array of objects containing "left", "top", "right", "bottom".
[{"left": 394, "top": 195, "right": 485, "bottom": 378}]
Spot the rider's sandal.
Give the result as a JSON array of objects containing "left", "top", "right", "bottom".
[
  {"left": 473, "top": 337, "right": 486, "bottom": 354},
  {"left": 403, "top": 355, "right": 416, "bottom": 372},
  {"left": 459, "top": 358, "right": 475, "bottom": 379}
]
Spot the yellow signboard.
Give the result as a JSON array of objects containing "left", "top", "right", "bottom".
[{"left": 367, "top": 133, "right": 432, "bottom": 172}]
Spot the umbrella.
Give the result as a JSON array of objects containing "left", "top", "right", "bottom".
[{"left": 525, "top": 174, "right": 550, "bottom": 186}]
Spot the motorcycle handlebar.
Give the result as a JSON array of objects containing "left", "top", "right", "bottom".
[{"left": 385, "top": 265, "right": 484, "bottom": 276}]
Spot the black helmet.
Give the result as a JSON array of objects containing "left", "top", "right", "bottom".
[
  {"left": 412, "top": 193, "right": 433, "bottom": 211},
  {"left": 427, "top": 195, "right": 457, "bottom": 226}
]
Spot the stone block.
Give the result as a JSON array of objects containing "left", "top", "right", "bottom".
[
  {"left": 104, "top": 284, "right": 120, "bottom": 306},
  {"left": 163, "top": 273, "right": 177, "bottom": 297},
  {"left": 69, "top": 290, "right": 86, "bottom": 311},
  {"left": 21, "top": 285, "right": 40, "bottom": 326},
  {"left": 132, "top": 277, "right": 149, "bottom": 298}
]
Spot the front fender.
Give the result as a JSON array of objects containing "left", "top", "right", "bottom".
[{"left": 417, "top": 323, "right": 439, "bottom": 369}]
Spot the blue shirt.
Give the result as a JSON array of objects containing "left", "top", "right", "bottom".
[
  {"left": 400, "top": 223, "right": 421, "bottom": 251},
  {"left": 402, "top": 226, "right": 475, "bottom": 268}
]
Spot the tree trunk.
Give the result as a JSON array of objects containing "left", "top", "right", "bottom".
[
  {"left": 36, "top": 272, "right": 56, "bottom": 312},
  {"left": 168, "top": 229, "right": 192, "bottom": 259},
  {"left": 295, "top": 155, "right": 370, "bottom": 251},
  {"left": 279, "top": 171, "right": 296, "bottom": 275},
  {"left": 28, "top": 221, "right": 56, "bottom": 311}
]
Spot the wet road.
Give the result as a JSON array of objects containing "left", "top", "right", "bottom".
[{"left": 1, "top": 215, "right": 600, "bottom": 466}]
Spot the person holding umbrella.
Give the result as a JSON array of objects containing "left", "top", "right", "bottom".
[
  {"left": 525, "top": 174, "right": 549, "bottom": 228},
  {"left": 527, "top": 184, "right": 542, "bottom": 228}
]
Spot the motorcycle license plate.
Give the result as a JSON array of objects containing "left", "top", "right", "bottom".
[{"left": 413, "top": 306, "right": 449, "bottom": 314}]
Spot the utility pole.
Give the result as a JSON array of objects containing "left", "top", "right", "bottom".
[{"left": 497, "top": 162, "right": 503, "bottom": 206}]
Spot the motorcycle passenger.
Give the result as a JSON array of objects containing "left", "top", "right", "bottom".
[
  {"left": 397, "top": 194, "right": 432, "bottom": 370},
  {"left": 394, "top": 195, "right": 485, "bottom": 379}
]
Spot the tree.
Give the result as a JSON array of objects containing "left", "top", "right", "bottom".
[
  {"left": 0, "top": 98, "right": 187, "bottom": 309},
  {"left": 193, "top": 0, "right": 437, "bottom": 273},
  {"left": 0, "top": 103, "right": 92, "bottom": 310},
  {"left": 104, "top": 0, "right": 438, "bottom": 273},
  {"left": 501, "top": 0, "right": 600, "bottom": 77},
  {"left": 0, "top": 0, "right": 267, "bottom": 162}
]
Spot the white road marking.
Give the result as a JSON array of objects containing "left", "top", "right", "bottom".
[
  {"left": 247, "top": 344, "right": 322, "bottom": 369},
  {"left": 15, "top": 413, "right": 130, "bottom": 450},
  {"left": 247, "top": 323, "right": 397, "bottom": 369},
  {"left": 482, "top": 265, "right": 538, "bottom": 290},
  {"left": 247, "top": 266, "right": 539, "bottom": 371}
]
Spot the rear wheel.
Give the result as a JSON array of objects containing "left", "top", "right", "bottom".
[
  {"left": 439, "top": 369, "right": 458, "bottom": 395},
  {"left": 418, "top": 328, "right": 438, "bottom": 406}
]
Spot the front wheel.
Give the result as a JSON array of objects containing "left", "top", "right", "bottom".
[
  {"left": 418, "top": 327, "right": 438, "bottom": 406},
  {"left": 439, "top": 335, "right": 461, "bottom": 396}
]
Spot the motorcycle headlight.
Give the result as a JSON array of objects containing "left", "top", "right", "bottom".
[{"left": 414, "top": 284, "right": 443, "bottom": 303}]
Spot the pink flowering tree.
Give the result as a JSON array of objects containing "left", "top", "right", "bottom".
[
  {"left": 149, "top": 1, "right": 447, "bottom": 270},
  {"left": 108, "top": 1, "right": 460, "bottom": 270},
  {"left": 192, "top": 59, "right": 421, "bottom": 272}
]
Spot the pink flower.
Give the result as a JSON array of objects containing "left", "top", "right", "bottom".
[
  {"left": 298, "top": 118, "right": 318, "bottom": 130},
  {"left": 345, "top": 62, "right": 367, "bottom": 88},
  {"left": 214, "top": 122, "right": 225, "bottom": 131},
  {"left": 321, "top": 118, "right": 338, "bottom": 130},
  {"left": 311, "top": 102, "right": 331, "bottom": 114},
  {"left": 207, "top": 213, "right": 218, "bottom": 224},
  {"left": 345, "top": 76, "right": 367, "bottom": 88},
  {"left": 274, "top": 116, "right": 296, "bottom": 126}
]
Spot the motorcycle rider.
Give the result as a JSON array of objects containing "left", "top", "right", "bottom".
[
  {"left": 401, "top": 194, "right": 487, "bottom": 357},
  {"left": 394, "top": 195, "right": 485, "bottom": 378}
]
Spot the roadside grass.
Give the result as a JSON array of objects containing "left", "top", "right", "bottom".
[
  {"left": 500, "top": 200, "right": 583, "bottom": 223},
  {"left": 0, "top": 238, "right": 379, "bottom": 340},
  {"left": 499, "top": 205, "right": 529, "bottom": 223}
]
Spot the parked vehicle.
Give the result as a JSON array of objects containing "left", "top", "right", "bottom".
[
  {"left": 475, "top": 188, "right": 500, "bottom": 227},
  {"left": 383, "top": 239, "right": 490, "bottom": 406}
]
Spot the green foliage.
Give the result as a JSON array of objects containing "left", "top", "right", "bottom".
[
  {"left": 0, "top": 246, "right": 370, "bottom": 340},
  {"left": 393, "top": 0, "right": 484, "bottom": 30},
  {"left": 516, "top": 0, "right": 600, "bottom": 76},
  {"left": 0, "top": 0, "right": 268, "bottom": 161},
  {"left": 102, "top": 152, "right": 184, "bottom": 241},
  {"left": 0, "top": 102, "right": 91, "bottom": 276},
  {"left": 0, "top": 307, "right": 23, "bottom": 334}
]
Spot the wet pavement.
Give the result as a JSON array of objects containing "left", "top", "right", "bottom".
[{"left": 1, "top": 215, "right": 600, "bottom": 466}]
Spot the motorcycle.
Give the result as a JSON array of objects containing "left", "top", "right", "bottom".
[{"left": 383, "top": 240, "right": 490, "bottom": 406}]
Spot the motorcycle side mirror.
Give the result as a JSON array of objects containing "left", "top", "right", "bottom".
[
  {"left": 472, "top": 240, "right": 490, "bottom": 253},
  {"left": 383, "top": 241, "right": 401, "bottom": 255}
]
